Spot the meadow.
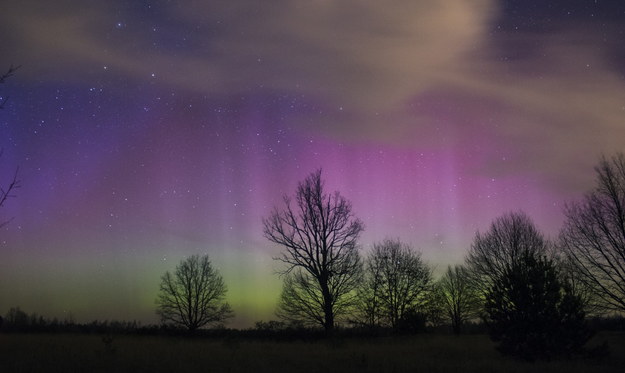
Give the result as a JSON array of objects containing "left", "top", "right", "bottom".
[{"left": 1, "top": 332, "right": 624, "bottom": 373}]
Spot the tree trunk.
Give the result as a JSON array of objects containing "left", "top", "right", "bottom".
[
  {"left": 452, "top": 317, "right": 461, "bottom": 335},
  {"left": 451, "top": 309, "right": 462, "bottom": 334},
  {"left": 321, "top": 280, "right": 335, "bottom": 332}
]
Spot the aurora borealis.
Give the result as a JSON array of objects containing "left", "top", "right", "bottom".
[{"left": 1, "top": 1, "right": 625, "bottom": 327}]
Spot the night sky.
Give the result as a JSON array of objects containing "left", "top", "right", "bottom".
[{"left": 1, "top": 0, "right": 624, "bottom": 328}]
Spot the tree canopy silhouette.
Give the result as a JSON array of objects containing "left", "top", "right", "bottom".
[
  {"left": 357, "top": 239, "right": 432, "bottom": 329},
  {"left": 466, "top": 211, "right": 551, "bottom": 296},
  {"left": 560, "top": 153, "right": 625, "bottom": 313},
  {"left": 485, "top": 251, "right": 591, "bottom": 360},
  {"left": 264, "top": 169, "right": 364, "bottom": 331},
  {"left": 156, "top": 255, "right": 233, "bottom": 331},
  {"left": 434, "top": 264, "right": 480, "bottom": 334}
]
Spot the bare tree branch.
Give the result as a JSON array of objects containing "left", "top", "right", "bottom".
[
  {"left": 465, "top": 211, "right": 552, "bottom": 299},
  {"left": 0, "top": 64, "right": 21, "bottom": 227},
  {"left": 0, "top": 150, "right": 20, "bottom": 229},
  {"left": 560, "top": 153, "right": 625, "bottom": 313}
]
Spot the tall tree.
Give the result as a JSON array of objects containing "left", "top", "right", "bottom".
[
  {"left": 560, "top": 153, "right": 625, "bottom": 313},
  {"left": 359, "top": 239, "right": 432, "bottom": 329},
  {"left": 466, "top": 211, "right": 551, "bottom": 296},
  {"left": 264, "top": 169, "right": 364, "bottom": 331},
  {"left": 156, "top": 255, "right": 233, "bottom": 331},
  {"left": 435, "top": 264, "right": 480, "bottom": 334}
]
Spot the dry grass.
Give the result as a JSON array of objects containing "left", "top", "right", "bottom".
[{"left": 0, "top": 332, "right": 623, "bottom": 372}]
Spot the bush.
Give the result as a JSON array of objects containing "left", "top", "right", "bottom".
[{"left": 395, "top": 308, "right": 427, "bottom": 334}]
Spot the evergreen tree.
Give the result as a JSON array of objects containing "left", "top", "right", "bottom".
[{"left": 484, "top": 252, "right": 592, "bottom": 360}]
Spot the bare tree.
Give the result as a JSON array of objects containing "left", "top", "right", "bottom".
[
  {"left": 559, "top": 153, "right": 625, "bottom": 313},
  {"left": 359, "top": 239, "right": 432, "bottom": 329},
  {"left": 264, "top": 169, "right": 364, "bottom": 331},
  {"left": 156, "top": 255, "right": 233, "bottom": 331},
  {"left": 435, "top": 264, "right": 480, "bottom": 334},
  {"left": 465, "top": 211, "right": 551, "bottom": 296}
]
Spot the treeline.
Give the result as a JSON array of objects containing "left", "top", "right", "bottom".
[
  {"left": 149, "top": 153, "right": 625, "bottom": 359},
  {"left": 3, "top": 154, "right": 625, "bottom": 361},
  {"left": 0, "top": 307, "right": 142, "bottom": 334},
  {"left": 2, "top": 304, "right": 624, "bottom": 340}
]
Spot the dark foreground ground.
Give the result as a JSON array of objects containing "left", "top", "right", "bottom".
[{"left": 1, "top": 332, "right": 623, "bottom": 373}]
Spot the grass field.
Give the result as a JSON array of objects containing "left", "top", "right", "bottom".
[{"left": 1, "top": 332, "right": 623, "bottom": 372}]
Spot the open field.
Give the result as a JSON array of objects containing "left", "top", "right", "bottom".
[{"left": 1, "top": 332, "right": 624, "bottom": 373}]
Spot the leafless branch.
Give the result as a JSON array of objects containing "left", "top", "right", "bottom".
[
  {"left": 465, "top": 211, "right": 552, "bottom": 298},
  {"left": 560, "top": 153, "right": 625, "bottom": 313},
  {"left": 1, "top": 149, "right": 20, "bottom": 229}
]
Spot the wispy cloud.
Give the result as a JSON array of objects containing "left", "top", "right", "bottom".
[{"left": 3, "top": 0, "right": 624, "bottom": 193}]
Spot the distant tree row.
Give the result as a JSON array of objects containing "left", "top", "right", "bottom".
[
  {"left": 0, "top": 306, "right": 172, "bottom": 335},
  {"left": 153, "top": 153, "right": 625, "bottom": 359},
  {"left": 259, "top": 154, "right": 625, "bottom": 358},
  {"left": 260, "top": 169, "right": 478, "bottom": 335},
  {"left": 1, "top": 306, "right": 79, "bottom": 333}
]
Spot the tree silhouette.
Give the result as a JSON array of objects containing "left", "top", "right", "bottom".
[
  {"left": 156, "top": 255, "right": 233, "bottom": 331},
  {"left": 264, "top": 169, "right": 364, "bottom": 332},
  {"left": 358, "top": 239, "right": 432, "bottom": 329},
  {"left": 354, "top": 248, "right": 384, "bottom": 328},
  {"left": 466, "top": 211, "right": 551, "bottom": 297},
  {"left": 485, "top": 251, "right": 591, "bottom": 360},
  {"left": 435, "top": 264, "right": 480, "bottom": 334},
  {"left": 4, "top": 307, "right": 28, "bottom": 330},
  {"left": 560, "top": 153, "right": 625, "bottom": 313}
]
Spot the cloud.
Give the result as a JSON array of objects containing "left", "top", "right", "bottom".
[
  {"left": 3, "top": 0, "right": 625, "bottom": 194},
  {"left": 442, "top": 27, "right": 625, "bottom": 192},
  {"left": 2, "top": 0, "right": 495, "bottom": 107}
]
